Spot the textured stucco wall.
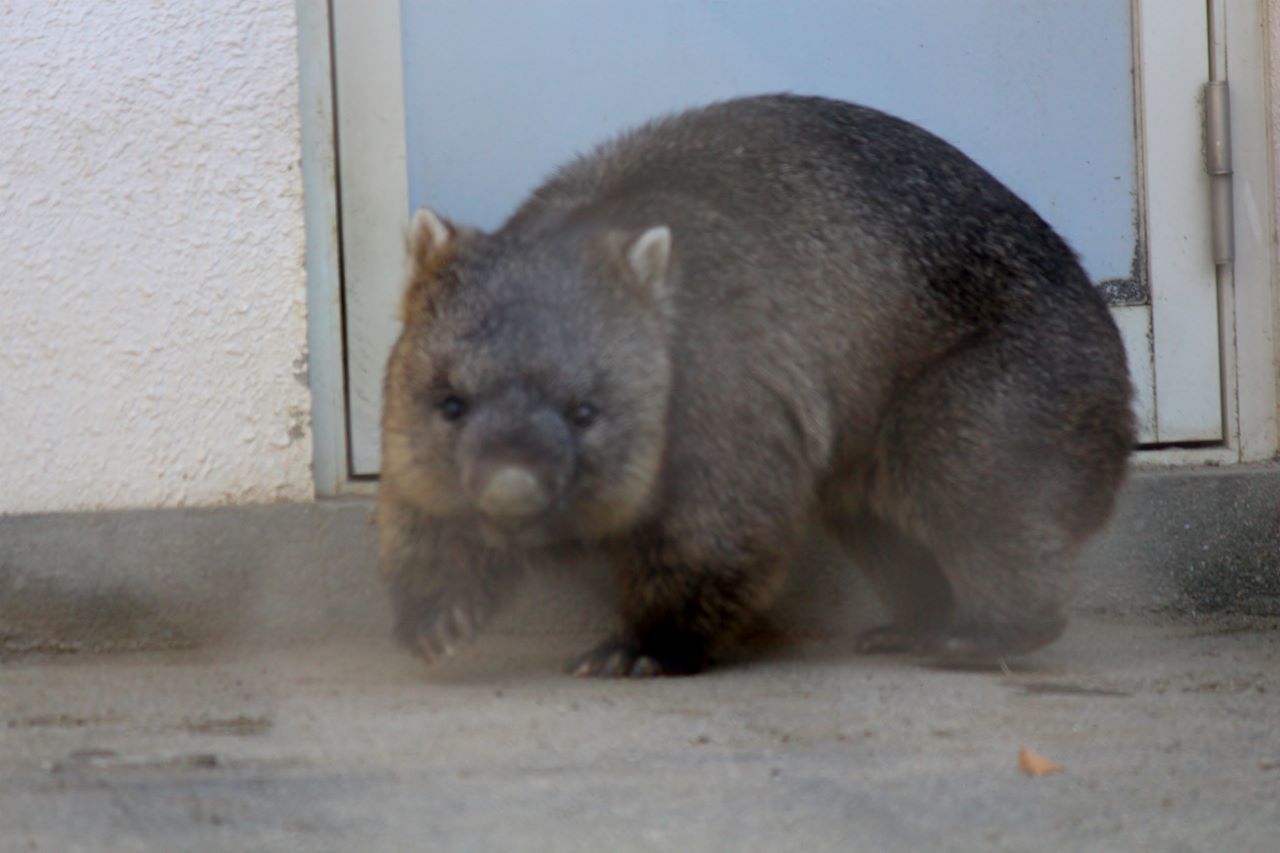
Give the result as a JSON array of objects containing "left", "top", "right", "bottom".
[{"left": 0, "top": 1, "right": 313, "bottom": 513}]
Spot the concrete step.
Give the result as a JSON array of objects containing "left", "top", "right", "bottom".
[{"left": 2, "top": 464, "right": 1278, "bottom": 655}]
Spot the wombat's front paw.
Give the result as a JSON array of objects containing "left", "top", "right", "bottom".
[
  {"left": 569, "top": 637, "right": 706, "bottom": 678},
  {"left": 393, "top": 595, "right": 487, "bottom": 665}
]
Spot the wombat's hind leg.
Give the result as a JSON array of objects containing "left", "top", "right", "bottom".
[
  {"left": 920, "top": 603, "right": 1068, "bottom": 662},
  {"left": 869, "top": 341, "right": 1120, "bottom": 662},
  {"left": 831, "top": 513, "right": 954, "bottom": 654}
]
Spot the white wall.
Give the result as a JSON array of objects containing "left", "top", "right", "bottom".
[{"left": 0, "top": 1, "right": 314, "bottom": 513}]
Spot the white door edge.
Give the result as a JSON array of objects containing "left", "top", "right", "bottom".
[
  {"left": 331, "top": 0, "right": 411, "bottom": 475},
  {"left": 1135, "top": 0, "right": 1223, "bottom": 443}
]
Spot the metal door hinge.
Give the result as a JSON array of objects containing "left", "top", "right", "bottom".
[
  {"left": 1204, "top": 80, "right": 1233, "bottom": 266},
  {"left": 1205, "top": 0, "right": 1233, "bottom": 270}
]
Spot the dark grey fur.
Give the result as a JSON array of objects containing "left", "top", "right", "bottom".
[{"left": 377, "top": 94, "right": 1134, "bottom": 676}]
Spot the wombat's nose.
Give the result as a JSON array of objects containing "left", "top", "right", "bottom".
[{"left": 475, "top": 466, "right": 550, "bottom": 519}]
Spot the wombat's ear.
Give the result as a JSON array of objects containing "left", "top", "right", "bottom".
[
  {"left": 621, "top": 225, "right": 672, "bottom": 298},
  {"left": 401, "top": 207, "right": 476, "bottom": 322},
  {"left": 407, "top": 207, "right": 466, "bottom": 277}
]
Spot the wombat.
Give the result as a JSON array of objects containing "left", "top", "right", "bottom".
[{"left": 376, "top": 94, "right": 1134, "bottom": 676}]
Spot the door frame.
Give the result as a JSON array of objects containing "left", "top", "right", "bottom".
[{"left": 300, "top": 0, "right": 1278, "bottom": 495}]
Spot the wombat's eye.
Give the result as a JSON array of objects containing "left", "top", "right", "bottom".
[
  {"left": 569, "top": 402, "right": 598, "bottom": 429},
  {"left": 438, "top": 394, "right": 467, "bottom": 422}
]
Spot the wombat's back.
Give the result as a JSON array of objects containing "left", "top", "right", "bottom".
[
  {"left": 505, "top": 94, "right": 1128, "bottom": 471},
  {"left": 512, "top": 93, "right": 1091, "bottom": 313}
]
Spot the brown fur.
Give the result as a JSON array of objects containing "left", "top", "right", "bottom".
[{"left": 376, "top": 95, "right": 1134, "bottom": 676}]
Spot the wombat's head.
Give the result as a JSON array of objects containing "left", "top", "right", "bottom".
[{"left": 381, "top": 207, "right": 674, "bottom": 548}]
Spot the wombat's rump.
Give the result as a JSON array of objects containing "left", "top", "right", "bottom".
[{"left": 376, "top": 94, "right": 1134, "bottom": 676}]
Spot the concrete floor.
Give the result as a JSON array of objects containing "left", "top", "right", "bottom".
[{"left": 1, "top": 616, "right": 1277, "bottom": 852}]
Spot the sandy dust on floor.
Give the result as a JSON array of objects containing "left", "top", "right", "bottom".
[{"left": 1, "top": 615, "right": 1277, "bottom": 852}]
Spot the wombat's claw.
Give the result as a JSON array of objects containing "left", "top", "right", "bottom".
[
  {"left": 405, "top": 602, "right": 482, "bottom": 665},
  {"left": 854, "top": 624, "right": 917, "bottom": 654},
  {"left": 570, "top": 639, "right": 703, "bottom": 678},
  {"left": 450, "top": 604, "right": 475, "bottom": 637},
  {"left": 571, "top": 648, "right": 662, "bottom": 678},
  {"left": 416, "top": 632, "right": 455, "bottom": 662}
]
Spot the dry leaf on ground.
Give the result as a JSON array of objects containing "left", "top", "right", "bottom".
[{"left": 1018, "top": 748, "right": 1063, "bottom": 777}]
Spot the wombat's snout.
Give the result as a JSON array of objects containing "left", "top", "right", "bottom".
[
  {"left": 475, "top": 466, "right": 550, "bottom": 519},
  {"left": 459, "top": 399, "right": 574, "bottom": 528}
]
